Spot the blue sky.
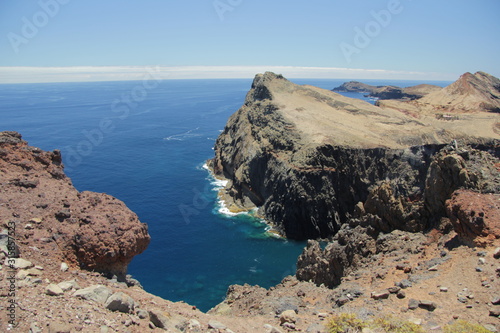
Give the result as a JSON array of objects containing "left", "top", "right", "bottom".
[{"left": 1, "top": 0, "right": 499, "bottom": 82}]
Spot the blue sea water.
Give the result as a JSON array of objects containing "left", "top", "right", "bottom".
[{"left": 0, "top": 77, "right": 451, "bottom": 311}]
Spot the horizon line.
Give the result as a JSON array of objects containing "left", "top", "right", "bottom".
[{"left": 0, "top": 65, "right": 460, "bottom": 84}]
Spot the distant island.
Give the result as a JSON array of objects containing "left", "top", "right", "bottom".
[{"left": 331, "top": 80, "right": 442, "bottom": 100}]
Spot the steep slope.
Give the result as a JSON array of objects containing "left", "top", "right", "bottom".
[
  {"left": 378, "top": 71, "right": 500, "bottom": 114},
  {"left": 210, "top": 72, "right": 499, "bottom": 240},
  {"left": 419, "top": 71, "right": 500, "bottom": 112}
]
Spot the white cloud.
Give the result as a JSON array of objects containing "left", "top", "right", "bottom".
[{"left": 0, "top": 66, "right": 457, "bottom": 84}]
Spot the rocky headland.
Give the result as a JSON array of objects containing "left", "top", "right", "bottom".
[
  {"left": 1, "top": 69, "right": 500, "bottom": 332},
  {"left": 207, "top": 71, "right": 500, "bottom": 331},
  {"left": 332, "top": 81, "right": 442, "bottom": 100},
  {"left": 210, "top": 71, "right": 499, "bottom": 240}
]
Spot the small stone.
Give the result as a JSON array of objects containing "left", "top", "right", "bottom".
[
  {"left": 148, "top": 309, "right": 170, "bottom": 329},
  {"left": 476, "top": 267, "right": 483, "bottom": 272},
  {"left": 478, "top": 258, "right": 486, "bottom": 265},
  {"left": 318, "top": 313, "right": 329, "bottom": 318},
  {"left": 457, "top": 296, "right": 468, "bottom": 303},
  {"left": 58, "top": 280, "right": 80, "bottom": 291},
  {"left": 46, "top": 283, "right": 64, "bottom": 296},
  {"left": 490, "top": 309, "right": 500, "bottom": 317},
  {"left": 73, "top": 285, "right": 112, "bottom": 304},
  {"left": 30, "top": 218, "right": 42, "bottom": 224},
  {"left": 440, "top": 287, "right": 448, "bottom": 292},
  {"left": 491, "top": 296, "right": 500, "bottom": 305},
  {"left": 336, "top": 296, "right": 349, "bottom": 307},
  {"left": 397, "top": 290, "right": 406, "bottom": 299},
  {"left": 388, "top": 286, "right": 401, "bottom": 294},
  {"left": 24, "top": 223, "right": 34, "bottom": 230},
  {"left": 280, "top": 310, "right": 297, "bottom": 325},
  {"left": 466, "top": 305, "right": 473, "bottom": 309},
  {"left": 208, "top": 320, "right": 227, "bottom": 330},
  {"left": 371, "top": 290, "right": 390, "bottom": 300},
  {"left": 397, "top": 279, "right": 412, "bottom": 289},
  {"left": 105, "top": 292, "right": 135, "bottom": 313},
  {"left": 493, "top": 247, "right": 500, "bottom": 259},
  {"left": 16, "top": 270, "right": 28, "bottom": 280},
  {"left": 264, "top": 324, "right": 283, "bottom": 333},
  {"left": 428, "top": 265, "right": 439, "bottom": 271},
  {"left": 60, "top": 262, "right": 69, "bottom": 272},
  {"left": 440, "top": 250, "right": 447, "bottom": 257},
  {"left": 477, "top": 251, "right": 487, "bottom": 257},
  {"left": 136, "top": 308, "right": 149, "bottom": 319},
  {"left": 282, "top": 323, "right": 296, "bottom": 330},
  {"left": 453, "top": 315, "right": 459, "bottom": 319},
  {"left": 467, "top": 294, "right": 475, "bottom": 299},
  {"left": 187, "top": 319, "right": 202, "bottom": 331},
  {"left": 408, "top": 299, "right": 419, "bottom": 310},
  {"left": 419, "top": 300, "right": 437, "bottom": 311},
  {"left": 6, "top": 258, "right": 33, "bottom": 269}
]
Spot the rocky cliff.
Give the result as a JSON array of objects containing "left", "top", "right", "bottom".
[
  {"left": 0, "top": 131, "right": 150, "bottom": 277},
  {"left": 210, "top": 72, "right": 499, "bottom": 240}
]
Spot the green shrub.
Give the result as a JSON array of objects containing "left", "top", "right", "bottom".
[
  {"left": 372, "top": 316, "right": 425, "bottom": 333},
  {"left": 326, "top": 313, "right": 425, "bottom": 333},
  {"left": 443, "top": 320, "right": 493, "bottom": 333},
  {"left": 326, "top": 313, "right": 366, "bottom": 333}
]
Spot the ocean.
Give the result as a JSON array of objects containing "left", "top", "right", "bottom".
[{"left": 0, "top": 77, "right": 451, "bottom": 311}]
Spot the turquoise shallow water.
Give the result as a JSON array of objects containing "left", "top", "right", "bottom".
[{"left": 0, "top": 78, "right": 451, "bottom": 311}]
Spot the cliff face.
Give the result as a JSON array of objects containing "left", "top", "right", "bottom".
[
  {"left": 211, "top": 72, "right": 500, "bottom": 240},
  {"left": 0, "top": 131, "right": 150, "bottom": 277}
]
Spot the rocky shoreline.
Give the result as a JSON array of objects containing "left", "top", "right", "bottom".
[{"left": 1, "top": 69, "right": 500, "bottom": 332}]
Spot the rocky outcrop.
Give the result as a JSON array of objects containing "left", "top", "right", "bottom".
[
  {"left": 332, "top": 81, "right": 441, "bottom": 100},
  {"left": 0, "top": 131, "right": 150, "bottom": 277},
  {"left": 446, "top": 190, "right": 500, "bottom": 247},
  {"left": 296, "top": 218, "right": 427, "bottom": 287},
  {"left": 211, "top": 72, "right": 499, "bottom": 240}
]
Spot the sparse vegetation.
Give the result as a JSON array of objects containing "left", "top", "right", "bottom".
[
  {"left": 326, "top": 313, "right": 425, "bottom": 333},
  {"left": 326, "top": 313, "right": 366, "bottom": 333},
  {"left": 443, "top": 320, "right": 493, "bottom": 333}
]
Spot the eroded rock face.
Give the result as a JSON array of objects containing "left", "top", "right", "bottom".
[
  {"left": 446, "top": 190, "right": 500, "bottom": 246},
  {"left": 296, "top": 218, "right": 427, "bottom": 287},
  {"left": 0, "top": 131, "right": 150, "bottom": 276},
  {"left": 211, "top": 72, "right": 499, "bottom": 240}
]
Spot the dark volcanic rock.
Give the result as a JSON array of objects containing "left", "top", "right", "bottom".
[{"left": 211, "top": 72, "right": 499, "bottom": 240}]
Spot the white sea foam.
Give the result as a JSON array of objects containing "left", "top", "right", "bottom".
[{"left": 163, "top": 127, "right": 200, "bottom": 141}]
